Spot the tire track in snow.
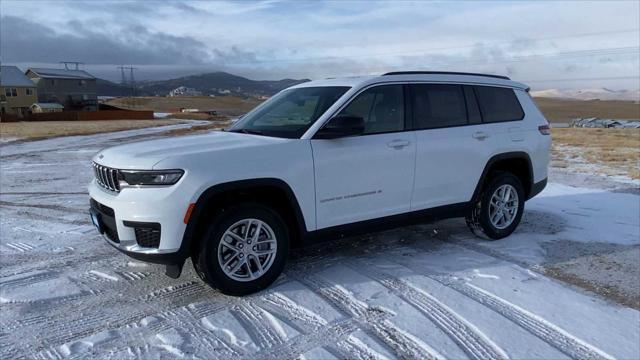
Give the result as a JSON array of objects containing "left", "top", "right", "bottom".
[
  {"left": 347, "top": 260, "right": 509, "bottom": 360},
  {"left": 385, "top": 254, "right": 615, "bottom": 360},
  {"left": 231, "top": 302, "right": 286, "bottom": 349},
  {"left": 294, "top": 273, "right": 445, "bottom": 360},
  {"left": 448, "top": 280, "right": 615, "bottom": 360},
  {"left": 3, "top": 242, "right": 35, "bottom": 252},
  {"left": 336, "top": 332, "right": 393, "bottom": 360}
]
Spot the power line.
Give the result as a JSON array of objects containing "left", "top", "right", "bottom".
[{"left": 232, "top": 28, "right": 640, "bottom": 65}]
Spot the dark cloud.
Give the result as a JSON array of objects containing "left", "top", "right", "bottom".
[{"left": 0, "top": 16, "right": 250, "bottom": 66}]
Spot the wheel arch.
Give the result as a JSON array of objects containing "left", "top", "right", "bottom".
[
  {"left": 180, "top": 178, "right": 308, "bottom": 260},
  {"left": 472, "top": 152, "right": 534, "bottom": 201}
]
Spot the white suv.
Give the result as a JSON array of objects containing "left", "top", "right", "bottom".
[{"left": 89, "top": 71, "right": 550, "bottom": 295}]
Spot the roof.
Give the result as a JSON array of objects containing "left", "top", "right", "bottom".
[
  {"left": 0, "top": 66, "right": 36, "bottom": 87},
  {"left": 27, "top": 67, "right": 95, "bottom": 80},
  {"left": 291, "top": 72, "right": 527, "bottom": 90},
  {"left": 32, "top": 102, "right": 64, "bottom": 109}
]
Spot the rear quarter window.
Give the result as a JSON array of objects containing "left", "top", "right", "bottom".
[{"left": 474, "top": 86, "right": 524, "bottom": 123}]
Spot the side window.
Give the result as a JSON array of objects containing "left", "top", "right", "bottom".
[
  {"left": 474, "top": 86, "right": 524, "bottom": 123},
  {"left": 411, "top": 84, "right": 467, "bottom": 129},
  {"left": 339, "top": 85, "right": 404, "bottom": 134}
]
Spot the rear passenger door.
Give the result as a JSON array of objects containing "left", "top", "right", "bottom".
[{"left": 409, "top": 84, "right": 493, "bottom": 210}]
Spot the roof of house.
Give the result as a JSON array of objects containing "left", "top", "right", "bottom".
[
  {"left": 32, "top": 102, "right": 64, "bottom": 109},
  {"left": 27, "top": 67, "right": 95, "bottom": 80},
  {"left": 1, "top": 66, "right": 36, "bottom": 87}
]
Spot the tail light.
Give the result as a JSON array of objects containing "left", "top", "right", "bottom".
[{"left": 538, "top": 124, "right": 551, "bottom": 135}]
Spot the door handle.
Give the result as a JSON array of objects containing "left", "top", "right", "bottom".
[
  {"left": 386, "top": 139, "right": 410, "bottom": 149},
  {"left": 472, "top": 131, "right": 489, "bottom": 141}
]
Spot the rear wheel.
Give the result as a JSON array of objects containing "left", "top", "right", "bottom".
[
  {"left": 195, "top": 203, "right": 289, "bottom": 296},
  {"left": 466, "top": 172, "right": 525, "bottom": 240}
]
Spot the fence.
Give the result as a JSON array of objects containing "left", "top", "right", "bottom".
[{"left": 0, "top": 110, "right": 154, "bottom": 122}]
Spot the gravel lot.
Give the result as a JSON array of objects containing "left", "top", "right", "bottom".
[{"left": 1, "top": 123, "right": 638, "bottom": 359}]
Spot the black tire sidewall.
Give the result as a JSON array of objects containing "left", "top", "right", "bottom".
[
  {"left": 198, "top": 204, "right": 289, "bottom": 296},
  {"left": 478, "top": 173, "right": 525, "bottom": 240}
]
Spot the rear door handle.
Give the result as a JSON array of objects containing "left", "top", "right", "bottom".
[
  {"left": 472, "top": 131, "right": 489, "bottom": 141},
  {"left": 386, "top": 139, "right": 410, "bottom": 149}
]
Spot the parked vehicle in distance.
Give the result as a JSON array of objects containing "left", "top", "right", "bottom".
[{"left": 89, "top": 71, "right": 551, "bottom": 295}]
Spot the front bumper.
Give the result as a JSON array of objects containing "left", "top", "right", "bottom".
[{"left": 88, "top": 179, "right": 190, "bottom": 264}]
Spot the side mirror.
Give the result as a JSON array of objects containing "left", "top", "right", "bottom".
[{"left": 315, "top": 115, "right": 365, "bottom": 139}]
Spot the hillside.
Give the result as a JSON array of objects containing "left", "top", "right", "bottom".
[
  {"left": 96, "top": 72, "right": 309, "bottom": 97},
  {"left": 136, "top": 72, "right": 309, "bottom": 96}
]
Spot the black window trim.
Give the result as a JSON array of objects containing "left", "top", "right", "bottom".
[
  {"left": 311, "top": 80, "right": 526, "bottom": 138},
  {"left": 313, "top": 82, "right": 410, "bottom": 138},
  {"left": 472, "top": 85, "right": 525, "bottom": 124}
]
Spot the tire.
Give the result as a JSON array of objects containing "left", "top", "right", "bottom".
[
  {"left": 466, "top": 172, "right": 525, "bottom": 240},
  {"left": 195, "top": 203, "right": 289, "bottom": 296}
]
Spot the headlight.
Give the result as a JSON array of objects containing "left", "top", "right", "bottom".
[{"left": 118, "top": 170, "right": 184, "bottom": 187}]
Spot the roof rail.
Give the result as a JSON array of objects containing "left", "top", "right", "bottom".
[{"left": 382, "top": 71, "right": 510, "bottom": 80}]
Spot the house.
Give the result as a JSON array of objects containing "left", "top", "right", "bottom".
[
  {"left": 26, "top": 67, "right": 97, "bottom": 111},
  {"left": 169, "top": 86, "right": 202, "bottom": 97},
  {"left": 31, "top": 102, "right": 64, "bottom": 113},
  {"left": 1, "top": 65, "right": 38, "bottom": 118}
]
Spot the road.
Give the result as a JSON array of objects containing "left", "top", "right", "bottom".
[{"left": 1, "top": 124, "right": 638, "bottom": 359}]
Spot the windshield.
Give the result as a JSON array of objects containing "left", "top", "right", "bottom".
[{"left": 229, "top": 86, "right": 350, "bottom": 138}]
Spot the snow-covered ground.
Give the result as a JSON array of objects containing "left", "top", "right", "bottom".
[{"left": 0, "top": 124, "right": 638, "bottom": 359}]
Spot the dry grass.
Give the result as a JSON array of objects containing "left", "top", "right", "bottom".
[
  {"left": 0, "top": 119, "right": 185, "bottom": 142},
  {"left": 534, "top": 98, "right": 640, "bottom": 122},
  {"left": 552, "top": 128, "right": 640, "bottom": 179},
  {"left": 107, "top": 96, "right": 262, "bottom": 116}
]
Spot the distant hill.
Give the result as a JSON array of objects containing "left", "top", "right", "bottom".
[
  {"left": 96, "top": 71, "right": 309, "bottom": 97},
  {"left": 135, "top": 72, "right": 309, "bottom": 97},
  {"left": 96, "top": 78, "right": 140, "bottom": 97},
  {"left": 531, "top": 88, "right": 640, "bottom": 102}
]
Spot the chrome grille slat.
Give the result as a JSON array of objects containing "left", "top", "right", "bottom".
[{"left": 92, "top": 162, "right": 120, "bottom": 192}]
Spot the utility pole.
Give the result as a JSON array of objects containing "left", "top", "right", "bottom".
[{"left": 116, "top": 66, "right": 138, "bottom": 108}]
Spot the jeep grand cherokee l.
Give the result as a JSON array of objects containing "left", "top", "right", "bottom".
[{"left": 89, "top": 71, "right": 550, "bottom": 295}]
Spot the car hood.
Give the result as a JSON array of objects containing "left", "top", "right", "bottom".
[{"left": 93, "top": 130, "right": 288, "bottom": 169}]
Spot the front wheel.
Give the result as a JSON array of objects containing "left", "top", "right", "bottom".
[
  {"left": 466, "top": 172, "right": 525, "bottom": 240},
  {"left": 195, "top": 204, "right": 289, "bottom": 296}
]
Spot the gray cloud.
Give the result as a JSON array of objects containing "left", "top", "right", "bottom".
[{"left": 0, "top": 16, "right": 251, "bottom": 66}]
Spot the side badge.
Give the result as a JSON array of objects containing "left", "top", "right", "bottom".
[{"left": 98, "top": 154, "right": 104, "bottom": 159}]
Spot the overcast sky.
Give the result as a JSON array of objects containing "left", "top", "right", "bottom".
[{"left": 1, "top": 0, "right": 639, "bottom": 89}]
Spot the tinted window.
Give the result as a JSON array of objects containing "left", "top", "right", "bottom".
[
  {"left": 339, "top": 85, "right": 404, "bottom": 134},
  {"left": 229, "top": 86, "right": 349, "bottom": 138},
  {"left": 474, "top": 86, "right": 524, "bottom": 123},
  {"left": 411, "top": 84, "right": 467, "bottom": 129}
]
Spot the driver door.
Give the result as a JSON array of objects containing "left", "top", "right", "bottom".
[{"left": 310, "top": 84, "right": 416, "bottom": 229}]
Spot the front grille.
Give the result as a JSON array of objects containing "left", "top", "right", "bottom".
[{"left": 93, "top": 162, "right": 120, "bottom": 192}]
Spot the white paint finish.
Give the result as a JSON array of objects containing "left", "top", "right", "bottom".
[
  {"left": 411, "top": 124, "right": 492, "bottom": 209},
  {"left": 311, "top": 132, "right": 416, "bottom": 229}
]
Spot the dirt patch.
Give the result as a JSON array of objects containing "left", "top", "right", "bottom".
[
  {"left": 106, "top": 96, "right": 262, "bottom": 116},
  {"left": 542, "top": 241, "right": 640, "bottom": 309},
  {"left": 551, "top": 128, "right": 640, "bottom": 179},
  {"left": 0, "top": 119, "right": 186, "bottom": 142}
]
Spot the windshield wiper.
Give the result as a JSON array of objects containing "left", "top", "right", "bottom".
[{"left": 232, "top": 129, "right": 264, "bottom": 135}]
